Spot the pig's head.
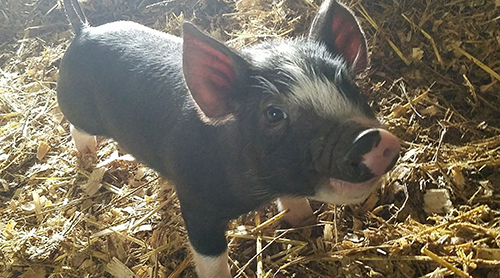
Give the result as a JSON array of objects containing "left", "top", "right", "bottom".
[{"left": 182, "top": 0, "right": 400, "bottom": 206}]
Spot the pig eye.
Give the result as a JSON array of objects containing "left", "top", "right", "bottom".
[{"left": 265, "top": 106, "right": 287, "bottom": 123}]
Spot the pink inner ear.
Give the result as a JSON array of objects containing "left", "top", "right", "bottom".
[
  {"left": 183, "top": 36, "right": 237, "bottom": 118},
  {"left": 331, "top": 13, "right": 367, "bottom": 71}
]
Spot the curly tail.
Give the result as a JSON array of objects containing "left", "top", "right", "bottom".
[{"left": 62, "top": 0, "right": 89, "bottom": 34}]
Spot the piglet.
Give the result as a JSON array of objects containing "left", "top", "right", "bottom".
[{"left": 58, "top": 0, "right": 401, "bottom": 277}]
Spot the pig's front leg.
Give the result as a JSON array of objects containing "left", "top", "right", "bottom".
[
  {"left": 182, "top": 206, "right": 231, "bottom": 278},
  {"left": 70, "top": 124, "right": 97, "bottom": 156},
  {"left": 191, "top": 249, "right": 231, "bottom": 278},
  {"left": 277, "top": 197, "right": 316, "bottom": 227}
]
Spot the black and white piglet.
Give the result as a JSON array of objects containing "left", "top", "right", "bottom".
[{"left": 58, "top": 0, "right": 400, "bottom": 276}]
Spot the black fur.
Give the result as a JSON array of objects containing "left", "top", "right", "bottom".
[{"left": 58, "top": 1, "right": 391, "bottom": 259}]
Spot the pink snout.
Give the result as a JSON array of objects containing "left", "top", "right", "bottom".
[
  {"left": 323, "top": 128, "right": 400, "bottom": 205},
  {"left": 358, "top": 129, "right": 400, "bottom": 177}
]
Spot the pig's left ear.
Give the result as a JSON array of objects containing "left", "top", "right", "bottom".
[
  {"left": 182, "top": 22, "right": 249, "bottom": 121},
  {"left": 308, "top": 0, "right": 368, "bottom": 74}
]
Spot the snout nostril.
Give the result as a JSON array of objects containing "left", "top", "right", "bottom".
[
  {"left": 338, "top": 129, "right": 400, "bottom": 183},
  {"left": 383, "top": 147, "right": 394, "bottom": 158},
  {"left": 344, "top": 160, "right": 364, "bottom": 178},
  {"left": 382, "top": 143, "right": 401, "bottom": 161}
]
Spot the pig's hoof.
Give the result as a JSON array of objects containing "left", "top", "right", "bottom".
[
  {"left": 75, "top": 151, "right": 96, "bottom": 169},
  {"left": 70, "top": 125, "right": 97, "bottom": 168},
  {"left": 282, "top": 213, "right": 317, "bottom": 228},
  {"left": 70, "top": 125, "right": 97, "bottom": 157},
  {"left": 277, "top": 197, "right": 317, "bottom": 228}
]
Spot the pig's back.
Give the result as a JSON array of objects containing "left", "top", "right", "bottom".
[{"left": 57, "top": 21, "right": 194, "bottom": 171}]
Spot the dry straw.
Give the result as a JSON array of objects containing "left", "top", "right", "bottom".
[{"left": 1, "top": 0, "right": 499, "bottom": 277}]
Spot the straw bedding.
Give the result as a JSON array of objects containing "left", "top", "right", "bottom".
[{"left": 0, "top": 0, "right": 499, "bottom": 277}]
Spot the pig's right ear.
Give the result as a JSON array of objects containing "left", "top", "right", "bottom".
[
  {"left": 182, "top": 22, "right": 249, "bottom": 121},
  {"left": 308, "top": 0, "right": 368, "bottom": 74}
]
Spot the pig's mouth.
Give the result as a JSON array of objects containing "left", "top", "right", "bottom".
[{"left": 310, "top": 176, "right": 382, "bottom": 205}]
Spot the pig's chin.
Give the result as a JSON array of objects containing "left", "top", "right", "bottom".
[{"left": 311, "top": 177, "right": 381, "bottom": 205}]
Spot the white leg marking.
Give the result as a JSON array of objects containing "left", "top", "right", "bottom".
[
  {"left": 191, "top": 247, "right": 231, "bottom": 278},
  {"left": 277, "top": 197, "right": 316, "bottom": 227},
  {"left": 70, "top": 124, "right": 97, "bottom": 155}
]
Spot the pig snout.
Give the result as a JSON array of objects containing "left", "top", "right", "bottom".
[{"left": 342, "top": 128, "right": 400, "bottom": 182}]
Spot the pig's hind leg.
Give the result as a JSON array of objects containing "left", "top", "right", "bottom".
[
  {"left": 277, "top": 197, "right": 316, "bottom": 227},
  {"left": 70, "top": 124, "right": 97, "bottom": 157}
]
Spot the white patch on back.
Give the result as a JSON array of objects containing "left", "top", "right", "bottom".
[
  {"left": 283, "top": 60, "right": 361, "bottom": 119},
  {"left": 191, "top": 247, "right": 231, "bottom": 278}
]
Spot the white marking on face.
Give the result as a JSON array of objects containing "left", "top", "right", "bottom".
[
  {"left": 283, "top": 61, "right": 361, "bottom": 119},
  {"left": 251, "top": 43, "right": 298, "bottom": 65},
  {"left": 191, "top": 247, "right": 231, "bottom": 278},
  {"left": 275, "top": 43, "right": 298, "bottom": 57}
]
